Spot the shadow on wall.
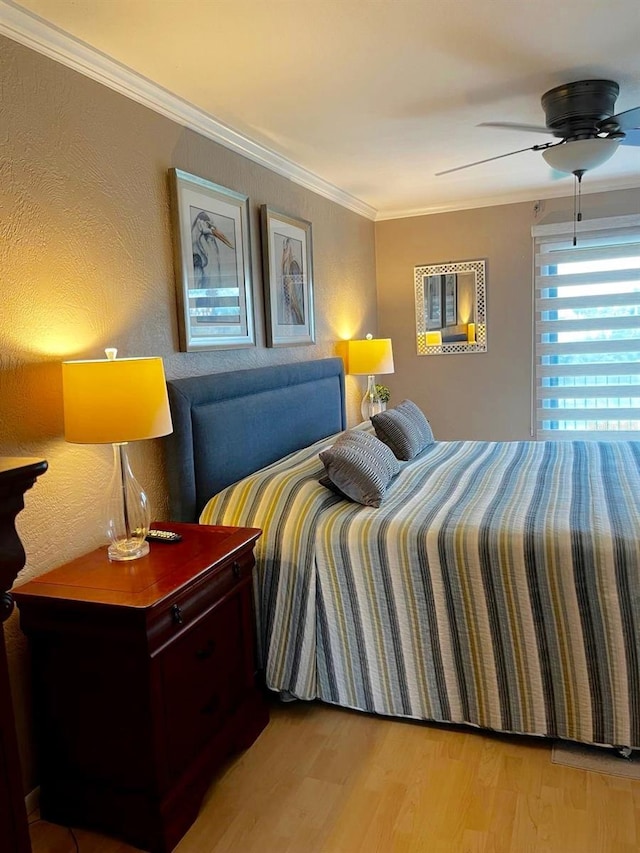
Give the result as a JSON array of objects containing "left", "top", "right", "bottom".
[{"left": 0, "top": 361, "right": 64, "bottom": 448}]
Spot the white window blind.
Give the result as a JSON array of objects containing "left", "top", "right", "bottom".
[{"left": 532, "top": 214, "right": 640, "bottom": 440}]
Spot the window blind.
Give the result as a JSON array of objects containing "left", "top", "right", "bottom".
[{"left": 532, "top": 214, "right": 640, "bottom": 440}]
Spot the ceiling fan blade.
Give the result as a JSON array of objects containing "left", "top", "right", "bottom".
[
  {"left": 620, "top": 128, "right": 640, "bottom": 146},
  {"left": 479, "top": 121, "right": 552, "bottom": 135},
  {"left": 435, "top": 144, "right": 545, "bottom": 176},
  {"left": 607, "top": 105, "right": 640, "bottom": 131}
]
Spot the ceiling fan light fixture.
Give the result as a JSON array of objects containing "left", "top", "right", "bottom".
[{"left": 541, "top": 138, "right": 621, "bottom": 174}]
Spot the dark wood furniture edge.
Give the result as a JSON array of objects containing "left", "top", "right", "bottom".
[{"left": 0, "top": 457, "right": 48, "bottom": 853}]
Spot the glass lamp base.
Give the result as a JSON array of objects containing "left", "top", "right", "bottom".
[
  {"left": 361, "top": 397, "right": 386, "bottom": 420},
  {"left": 361, "top": 374, "right": 386, "bottom": 421},
  {"left": 108, "top": 539, "right": 150, "bottom": 562},
  {"left": 106, "top": 443, "right": 151, "bottom": 562}
]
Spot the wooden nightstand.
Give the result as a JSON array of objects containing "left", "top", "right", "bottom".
[
  {"left": 1, "top": 457, "right": 48, "bottom": 853},
  {"left": 13, "top": 522, "right": 269, "bottom": 853}
]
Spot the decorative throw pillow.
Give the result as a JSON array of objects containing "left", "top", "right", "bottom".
[
  {"left": 318, "top": 429, "right": 400, "bottom": 507},
  {"left": 318, "top": 474, "right": 353, "bottom": 501},
  {"left": 371, "top": 400, "right": 434, "bottom": 461}
]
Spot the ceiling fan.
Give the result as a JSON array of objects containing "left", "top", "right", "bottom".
[{"left": 436, "top": 79, "right": 640, "bottom": 177}]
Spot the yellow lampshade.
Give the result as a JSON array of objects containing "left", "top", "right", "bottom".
[
  {"left": 347, "top": 337, "right": 395, "bottom": 375},
  {"left": 62, "top": 355, "right": 173, "bottom": 444}
]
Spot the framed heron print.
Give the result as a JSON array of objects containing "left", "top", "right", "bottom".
[
  {"left": 443, "top": 274, "right": 457, "bottom": 326},
  {"left": 261, "top": 206, "right": 315, "bottom": 347},
  {"left": 169, "top": 168, "right": 255, "bottom": 351},
  {"left": 425, "top": 275, "right": 443, "bottom": 330}
]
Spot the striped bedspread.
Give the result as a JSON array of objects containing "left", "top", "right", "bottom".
[{"left": 200, "top": 432, "right": 640, "bottom": 748}]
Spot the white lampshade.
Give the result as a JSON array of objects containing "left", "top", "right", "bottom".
[
  {"left": 62, "top": 355, "right": 173, "bottom": 444},
  {"left": 542, "top": 138, "right": 620, "bottom": 174},
  {"left": 347, "top": 337, "right": 395, "bottom": 376}
]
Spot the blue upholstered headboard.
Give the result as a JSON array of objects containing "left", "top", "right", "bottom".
[{"left": 164, "top": 358, "right": 347, "bottom": 522}]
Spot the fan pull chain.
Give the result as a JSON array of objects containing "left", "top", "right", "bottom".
[
  {"left": 573, "top": 173, "right": 578, "bottom": 246},
  {"left": 572, "top": 169, "right": 585, "bottom": 246}
]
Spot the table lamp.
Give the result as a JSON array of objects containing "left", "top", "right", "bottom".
[
  {"left": 347, "top": 334, "right": 395, "bottom": 420},
  {"left": 62, "top": 348, "right": 173, "bottom": 561}
]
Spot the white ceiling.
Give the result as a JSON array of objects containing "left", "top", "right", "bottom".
[{"left": 3, "top": 0, "right": 640, "bottom": 219}]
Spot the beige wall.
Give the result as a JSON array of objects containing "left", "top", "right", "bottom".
[
  {"left": 0, "top": 36, "right": 377, "bottom": 790},
  {"left": 375, "top": 188, "right": 640, "bottom": 441},
  {"left": 3, "top": 33, "right": 638, "bottom": 796}
]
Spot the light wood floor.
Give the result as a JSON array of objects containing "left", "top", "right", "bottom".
[{"left": 30, "top": 699, "right": 640, "bottom": 853}]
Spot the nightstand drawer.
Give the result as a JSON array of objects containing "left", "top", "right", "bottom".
[
  {"left": 160, "top": 592, "right": 245, "bottom": 778},
  {"left": 151, "top": 549, "right": 255, "bottom": 651}
]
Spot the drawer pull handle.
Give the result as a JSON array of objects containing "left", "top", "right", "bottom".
[
  {"left": 195, "top": 639, "right": 216, "bottom": 660},
  {"left": 201, "top": 694, "right": 220, "bottom": 716},
  {"left": 232, "top": 560, "right": 241, "bottom": 579},
  {"left": 171, "top": 604, "right": 184, "bottom": 625},
  {"left": 1, "top": 592, "right": 14, "bottom": 621}
]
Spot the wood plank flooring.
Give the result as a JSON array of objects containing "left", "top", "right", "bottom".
[{"left": 29, "top": 699, "right": 640, "bottom": 852}]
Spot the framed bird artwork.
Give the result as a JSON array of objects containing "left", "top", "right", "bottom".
[
  {"left": 260, "top": 205, "right": 315, "bottom": 347},
  {"left": 169, "top": 168, "right": 255, "bottom": 351}
]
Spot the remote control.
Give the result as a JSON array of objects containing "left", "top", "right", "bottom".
[{"left": 146, "top": 530, "right": 183, "bottom": 543}]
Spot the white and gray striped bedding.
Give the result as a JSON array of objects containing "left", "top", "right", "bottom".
[{"left": 200, "top": 431, "right": 640, "bottom": 748}]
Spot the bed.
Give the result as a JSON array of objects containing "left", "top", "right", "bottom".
[{"left": 165, "top": 358, "right": 640, "bottom": 750}]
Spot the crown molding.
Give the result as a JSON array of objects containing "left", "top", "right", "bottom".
[
  {"left": 0, "top": 1, "right": 377, "bottom": 221},
  {"left": 375, "top": 176, "right": 640, "bottom": 220}
]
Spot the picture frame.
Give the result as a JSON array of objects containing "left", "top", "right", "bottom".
[
  {"left": 415, "top": 259, "right": 487, "bottom": 356},
  {"left": 425, "top": 275, "right": 443, "bottom": 330},
  {"left": 260, "top": 205, "right": 315, "bottom": 347},
  {"left": 443, "top": 274, "right": 458, "bottom": 326},
  {"left": 169, "top": 168, "right": 255, "bottom": 351}
]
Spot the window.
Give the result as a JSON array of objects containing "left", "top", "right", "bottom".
[{"left": 532, "top": 214, "right": 640, "bottom": 440}]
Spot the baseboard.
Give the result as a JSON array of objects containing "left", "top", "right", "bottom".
[{"left": 25, "top": 785, "right": 40, "bottom": 818}]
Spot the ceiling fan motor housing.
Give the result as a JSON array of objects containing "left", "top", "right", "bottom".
[{"left": 541, "top": 80, "right": 620, "bottom": 139}]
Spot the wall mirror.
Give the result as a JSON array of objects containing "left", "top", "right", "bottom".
[{"left": 414, "top": 259, "right": 487, "bottom": 355}]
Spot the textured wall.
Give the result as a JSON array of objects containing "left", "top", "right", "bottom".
[
  {"left": 0, "top": 36, "right": 377, "bottom": 790},
  {"left": 375, "top": 188, "right": 640, "bottom": 441}
]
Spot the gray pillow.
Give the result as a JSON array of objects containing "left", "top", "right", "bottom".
[
  {"left": 319, "top": 430, "right": 399, "bottom": 507},
  {"left": 371, "top": 400, "right": 434, "bottom": 461},
  {"left": 318, "top": 474, "right": 354, "bottom": 501}
]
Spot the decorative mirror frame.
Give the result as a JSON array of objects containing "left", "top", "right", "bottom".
[{"left": 414, "top": 258, "right": 487, "bottom": 355}]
